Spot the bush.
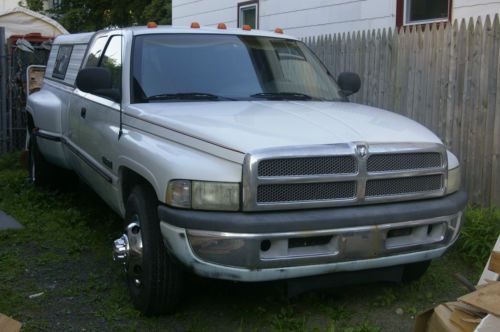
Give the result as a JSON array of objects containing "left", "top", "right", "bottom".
[{"left": 458, "top": 207, "right": 500, "bottom": 268}]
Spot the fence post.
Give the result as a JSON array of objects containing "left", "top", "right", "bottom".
[{"left": 0, "top": 27, "right": 7, "bottom": 155}]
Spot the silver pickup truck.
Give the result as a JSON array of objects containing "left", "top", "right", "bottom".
[{"left": 26, "top": 24, "right": 467, "bottom": 315}]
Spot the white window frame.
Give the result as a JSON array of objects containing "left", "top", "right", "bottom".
[
  {"left": 403, "top": 0, "right": 450, "bottom": 26},
  {"left": 238, "top": 2, "right": 259, "bottom": 29}
]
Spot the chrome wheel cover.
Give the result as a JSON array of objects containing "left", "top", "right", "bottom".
[{"left": 113, "top": 215, "right": 143, "bottom": 288}]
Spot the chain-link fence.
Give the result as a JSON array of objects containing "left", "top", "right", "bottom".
[{"left": 0, "top": 28, "right": 50, "bottom": 155}]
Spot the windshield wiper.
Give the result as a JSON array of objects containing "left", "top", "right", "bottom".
[
  {"left": 251, "top": 92, "right": 314, "bottom": 101},
  {"left": 146, "top": 92, "right": 234, "bottom": 101}
]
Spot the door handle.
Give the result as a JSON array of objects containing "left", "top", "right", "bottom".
[{"left": 81, "top": 107, "right": 87, "bottom": 119}]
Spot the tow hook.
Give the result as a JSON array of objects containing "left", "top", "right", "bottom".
[{"left": 113, "top": 234, "right": 129, "bottom": 264}]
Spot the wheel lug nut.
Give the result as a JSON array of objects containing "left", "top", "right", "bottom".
[{"left": 112, "top": 234, "right": 129, "bottom": 264}]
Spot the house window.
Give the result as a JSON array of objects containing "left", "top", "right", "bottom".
[
  {"left": 52, "top": 45, "right": 73, "bottom": 80},
  {"left": 238, "top": 1, "right": 258, "bottom": 29},
  {"left": 404, "top": 0, "right": 451, "bottom": 25}
]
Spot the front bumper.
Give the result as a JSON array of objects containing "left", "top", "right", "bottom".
[{"left": 158, "top": 190, "right": 467, "bottom": 282}]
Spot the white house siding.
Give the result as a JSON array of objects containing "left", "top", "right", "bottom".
[
  {"left": 173, "top": 0, "right": 238, "bottom": 27},
  {"left": 173, "top": 0, "right": 397, "bottom": 38},
  {"left": 0, "top": 0, "right": 22, "bottom": 12},
  {"left": 259, "top": 0, "right": 396, "bottom": 38},
  {"left": 172, "top": 0, "right": 500, "bottom": 38},
  {"left": 453, "top": 0, "right": 500, "bottom": 22}
]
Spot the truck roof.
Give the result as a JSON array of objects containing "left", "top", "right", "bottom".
[
  {"left": 129, "top": 26, "right": 298, "bottom": 40},
  {"left": 53, "top": 25, "right": 298, "bottom": 45},
  {"left": 53, "top": 32, "right": 94, "bottom": 45}
]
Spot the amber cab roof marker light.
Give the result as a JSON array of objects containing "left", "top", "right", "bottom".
[
  {"left": 147, "top": 22, "right": 158, "bottom": 28},
  {"left": 275, "top": 27, "right": 284, "bottom": 34},
  {"left": 217, "top": 23, "right": 227, "bottom": 30},
  {"left": 242, "top": 25, "right": 252, "bottom": 31},
  {"left": 191, "top": 22, "right": 201, "bottom": 29}
]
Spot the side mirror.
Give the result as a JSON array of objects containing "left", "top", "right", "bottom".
[
  {"left": 337, "top": 72, "right": 361, "bottom": 96},
  {"left": 75, "top": 67, "right": 121, "bottom": 102}
]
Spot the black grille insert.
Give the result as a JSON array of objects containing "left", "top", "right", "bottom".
[
  {"left": 367, "top": 153, "right": 442, "bottom": 172},
  {"left": 366, "top": 175, "right": 443, "bottom": 197},
  {"left": 257, "top": 182, "right": 356, "bottom": 203},
  {"left": 258, "top": 156, "right": 357, "bottom": 177}
]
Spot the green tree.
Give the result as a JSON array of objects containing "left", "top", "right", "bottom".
[
  {"left": 142, "top": 0, "right": 172, "bottom": 25},
  {"left": 21, "top": 0, "right": 44, "bottom": 12},
  {"left": 50, "top": 0, "right": 171, "bottom": 33}
]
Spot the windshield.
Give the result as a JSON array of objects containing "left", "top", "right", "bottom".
[{"left": 131, "top": 34, "right": 345, "bottom": 102}]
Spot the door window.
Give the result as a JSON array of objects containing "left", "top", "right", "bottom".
[
  {"left": 100, "top": 36, "right": 122, "bottom": 90},
  {"left": 85, "top": 36, "right": 108, "bottom": 68}
]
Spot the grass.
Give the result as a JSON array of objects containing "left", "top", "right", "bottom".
[
  {"left": 458, "top": 207, "right": 500, "bottom": 269},
  {"left": 0, "top": 151, "right": 497, "bottom": 331}
]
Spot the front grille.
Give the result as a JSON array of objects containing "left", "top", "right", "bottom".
[
  {"left": 258, "top": 156, "right": 357, "bottom": 177},
  {"left": 367, "top": 153, "right": 442, "bottom": 172},
  {"left": 257, "top": 182, "right": 356, "bottom": 203},
  {"left": 365, "top": 175, "right": 443, "bottom": 197},
  {"left": 244, "top": 143, "right": 447, "bottom": 211}
]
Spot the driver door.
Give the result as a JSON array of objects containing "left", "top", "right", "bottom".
[{"left": 68, "top": 34, "right": 123, "bottom": 205}]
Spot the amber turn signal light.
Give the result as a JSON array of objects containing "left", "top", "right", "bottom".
[
  {"left": 275, "top": 27, "right": 284, "bottom": 34},
  {"left": 242, "top": 25, "right": 252, "bottom": 31},
  {"left": 147, "top": 22, "right": 158, "bottom": 28},
  {"left": 191, "top": 22, "right": 201, "bottom": 29},
  {"left": 217, "top": 23, "right": 227, "bottom": 30}
]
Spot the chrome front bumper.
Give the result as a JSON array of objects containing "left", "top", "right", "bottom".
[{"left": 160, "top": 211, "right": 463, "bottom": 282}]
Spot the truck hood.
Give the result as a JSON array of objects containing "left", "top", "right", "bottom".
[{"left": 127, "top": 101, "right": 442, "bottom": 153}]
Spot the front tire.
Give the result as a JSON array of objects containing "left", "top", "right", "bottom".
[{"left": 123, "top": 185, "right": 183, "bottom": 315}]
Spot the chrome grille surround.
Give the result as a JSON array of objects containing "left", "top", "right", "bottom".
[{"left": 242, "top": 143, "right": 448, "bottom": 211}]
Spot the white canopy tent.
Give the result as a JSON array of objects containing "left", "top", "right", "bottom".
[{"left": 0, "top": 7, "right": 68, "bottom": 39}]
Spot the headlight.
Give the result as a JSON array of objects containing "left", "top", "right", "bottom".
[
  {"left": 192, "top": 181, "right": 240, "bottom": 211},
  {"left": 447, "top": 167, "right": 461, "bottom": 194},
  {"left": 166, "top": 180, "right": 240, "bottom": 211}
]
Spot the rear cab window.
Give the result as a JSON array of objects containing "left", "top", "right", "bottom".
[{"left": 52, "top": 45, "right": 73, "bottom": 79}]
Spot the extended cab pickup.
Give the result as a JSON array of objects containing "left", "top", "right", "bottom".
[{"left": 26, "top": 25, "right": 467, "bottom": 315}]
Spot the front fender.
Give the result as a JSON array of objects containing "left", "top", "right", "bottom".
[{"left": 117, "top": 128, "right": 243, "bottom": 208}]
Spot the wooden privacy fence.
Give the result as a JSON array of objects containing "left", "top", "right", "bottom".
[{"left": 305, "top": 14, "right": 500, "bottom": 207}]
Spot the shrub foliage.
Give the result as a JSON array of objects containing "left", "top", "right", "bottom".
[{"left": 458, "top": 207, "right": 500, "bottom": 267}]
